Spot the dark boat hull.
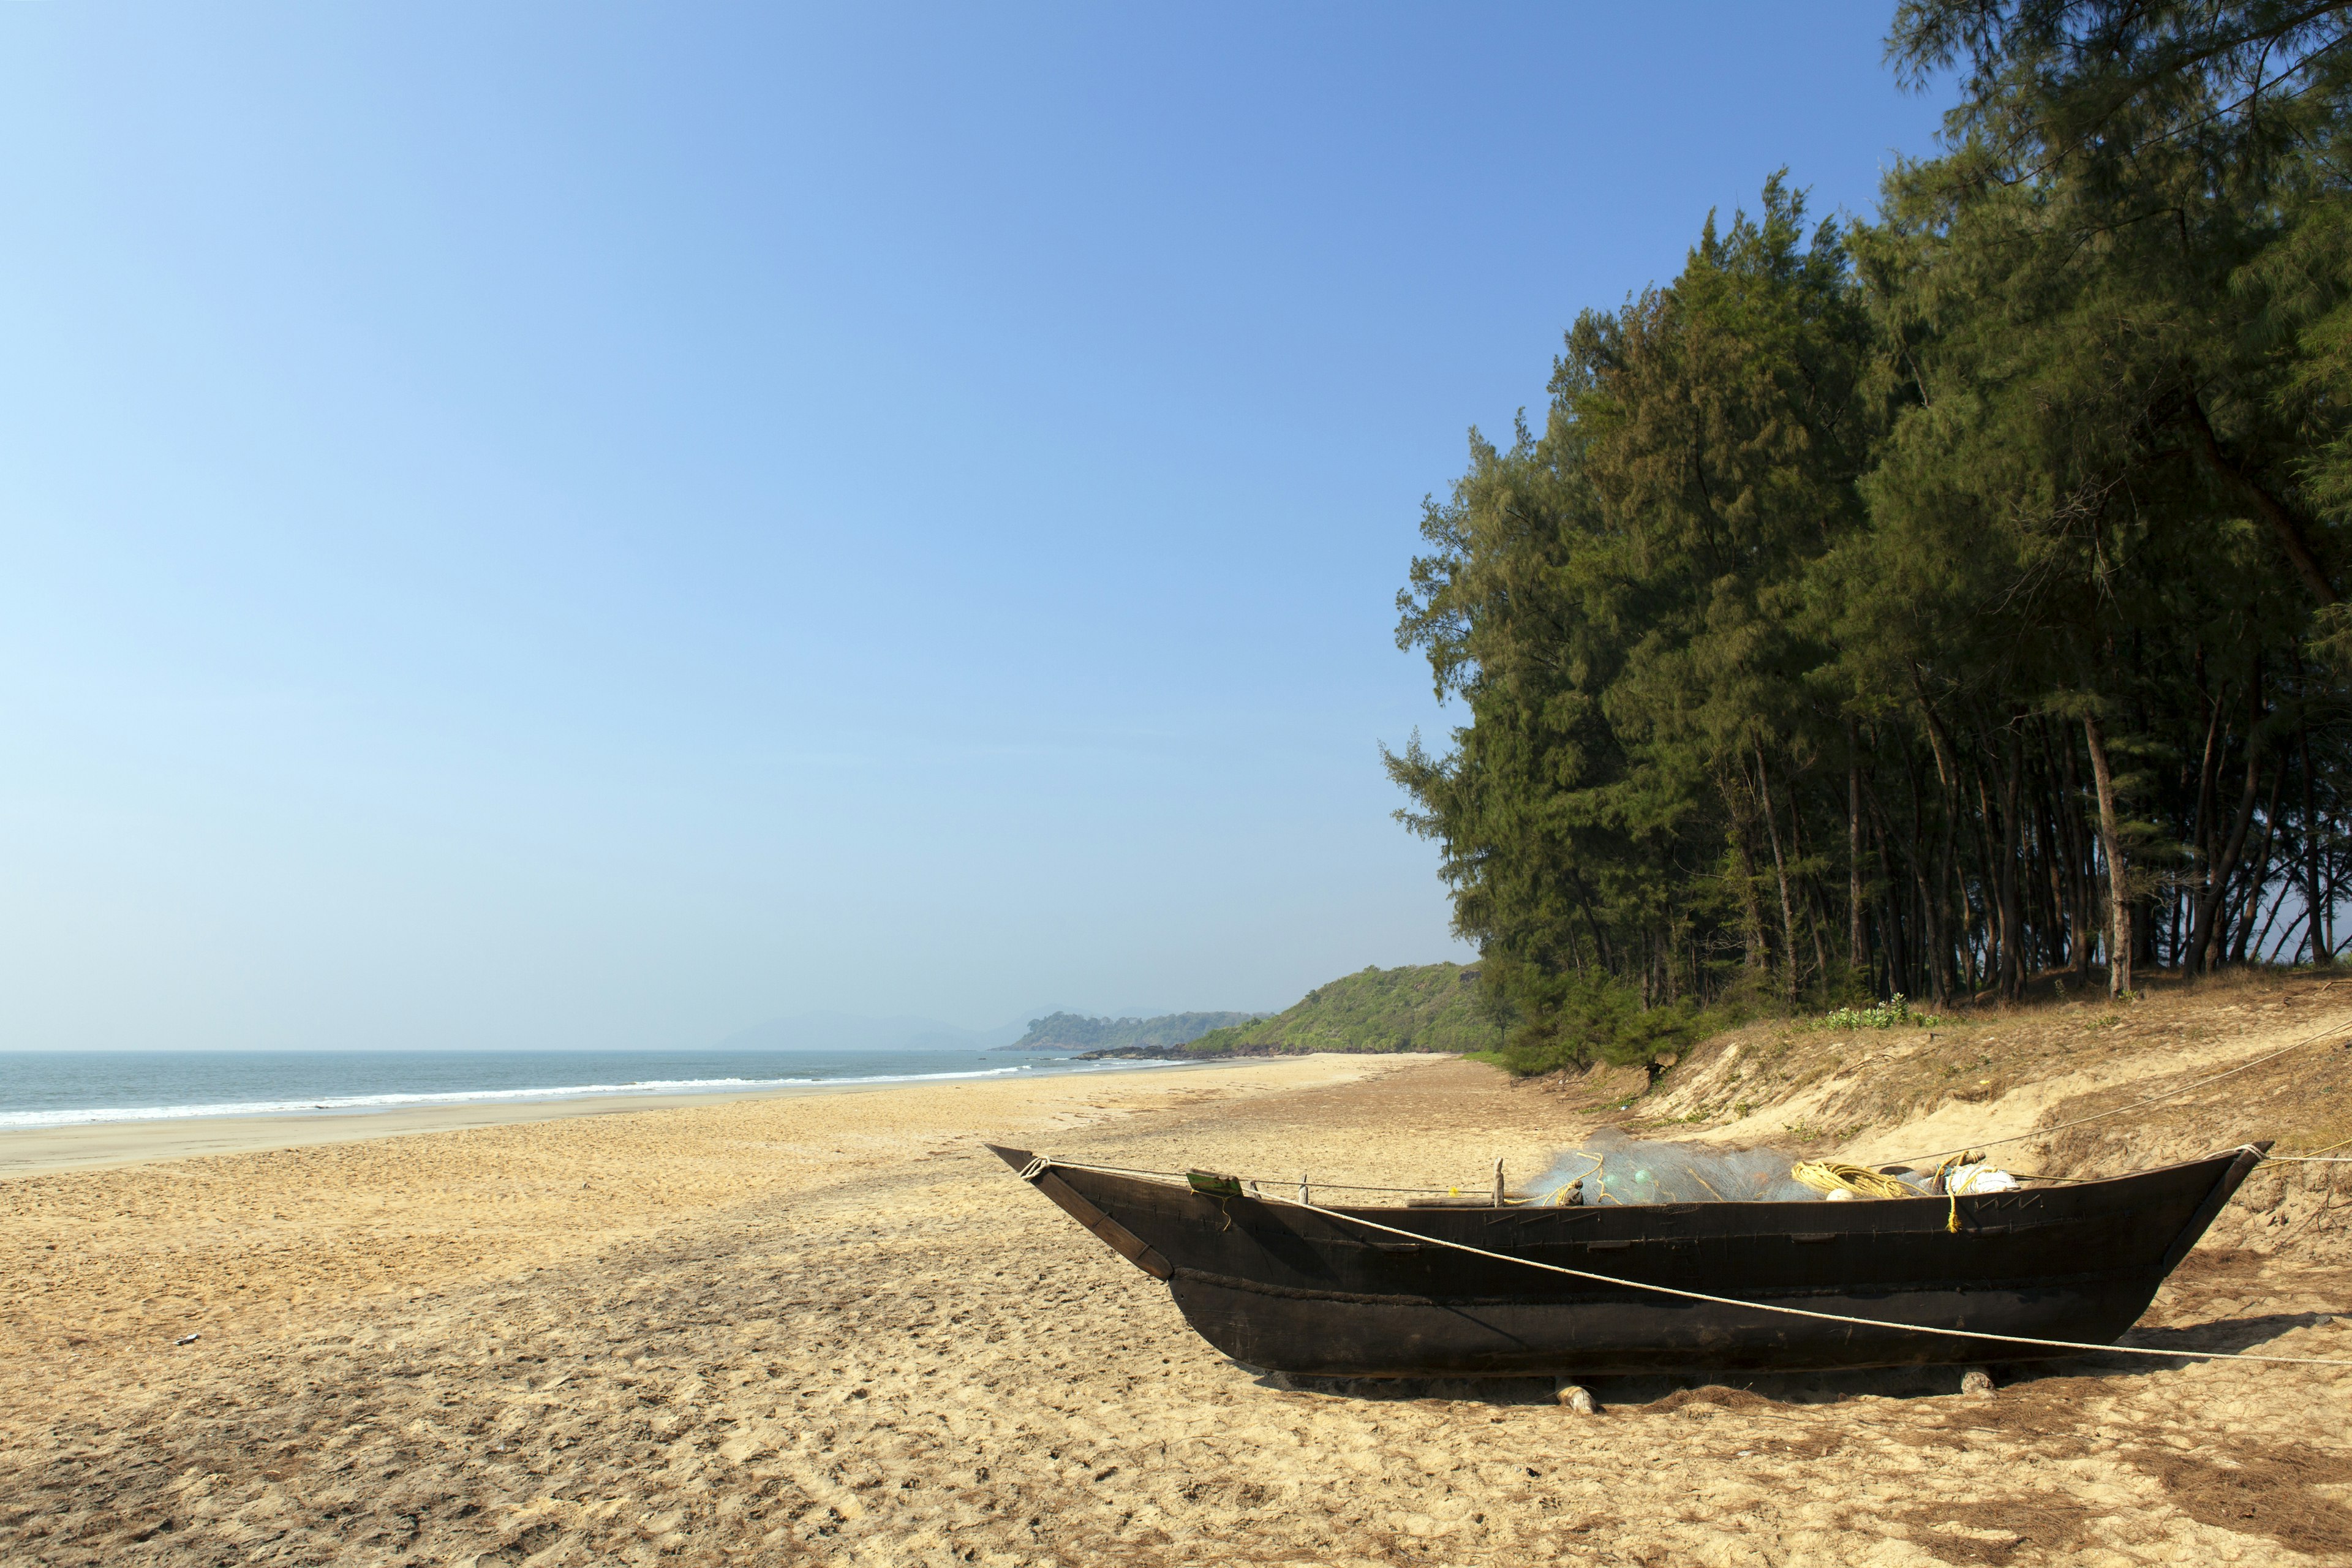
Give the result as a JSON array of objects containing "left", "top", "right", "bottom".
[{"left": 987, "top": 1143, "right": 2265, "bottom": 1376}]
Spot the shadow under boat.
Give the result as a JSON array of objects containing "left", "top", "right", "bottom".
[{"left": 984, "top": 1141, "right": 2268, "bottom": 1378}]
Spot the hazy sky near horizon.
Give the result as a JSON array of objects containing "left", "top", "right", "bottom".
[{"left": 0, "top": 4, "right": 1951, "bottom": 1050}]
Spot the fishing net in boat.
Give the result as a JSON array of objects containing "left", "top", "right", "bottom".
[{"left": 1531, "top": 1127, "right": 1824, "bottom": 1204}]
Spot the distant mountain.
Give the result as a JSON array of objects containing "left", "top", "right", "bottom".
[
  {"left": 714, "top": 1009, "right": 1047, "bottom": 1053},
  {"left": 1000, "top": 1010, "right": 1267, "bottom": 1053},
  {"left": 1082, "top": 964, "right": 1490, "bottom": 1058}
]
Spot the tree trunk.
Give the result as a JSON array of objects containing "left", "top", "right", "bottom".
[
  {"left": 2184, "top": 387, "right": 2340, "bottom": 606},
  {"left": 1570, "top": 870, "right": 1613, "bottom": 974},
  {"left": 2034, "top": 721, "right": 2074, "bottom": 973},
  {"left": 2056, "top": 717, "right": 2094, "bottom": 984},
  {"left": 1896, "top": 734, "right": 1953, "bottom": 1006},
  {"left": 1910, "top": 665, "right": 1970, "bottom": 998},
  {"left": 1788, "top": 777, "right": 1832, "bottom": 982},
  {"left": 2264, "top": 905, "right": 2310, "bottom": 966},
  {"left": 1724, "top": 774, "right": 1768, "bottom": 977},
  {"left": 1967, "top": 762, "right": 2003, "bottom": 997},
  {"left": 2248, "top": 875, "right": 2293, "bottom": 963},
  {"left": 2297, "top": 676, "right": 2329, "bottom": 962},
  {"left": 1864, "top": 776, "right": 1917, "bottom": 1000},
  {"left": 2084, "top": 713, "right": 2133, "bottom": 998},
  {"left": 2332, "top": 832, "right": 2345, "bottom": 965},
  {"left": 1755, "top": 746, "right": 1800, "bottom": 1000},
  {"left": 1848, "top": 722, "right": 1866, "bottom": 972},
  {"left": 1997, "top": 733, "right": 2024, "bottom": 999},
  {"left": 2232, "top": 759, "right": 2287, "bottom": 965},
  {"left": 2185, "top": 654, "right": 2226, "bottom": 970},
  {"left": 2190, "top": 667, "right": 2264, "bottom": 973}
]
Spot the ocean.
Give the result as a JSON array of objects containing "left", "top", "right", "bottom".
[{"left": 0, "top": 1048, "right": 1186, "bottom": 1131}]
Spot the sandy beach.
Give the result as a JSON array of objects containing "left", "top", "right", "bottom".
[{"left": 4, "top": 1031, "right": 2350, "bottom": 1566}]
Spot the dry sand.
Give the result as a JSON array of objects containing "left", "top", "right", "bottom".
[{"left": 3, "top": 1028, "right": 2351, "bottom": 1566}]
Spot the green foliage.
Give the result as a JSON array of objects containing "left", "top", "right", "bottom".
[
  {"left": 1388, "top": 7, "right": 2352, "bottom": 1061},
  {"left": 1486, "top": 970, "right": 1751, "bottom": 1077},
  {"left": 1155, "top": 964, "right": 1491, "bottom": 1058},
  {"left": 1807, "top": 994, "right": 1950, "bottom": 1031}
]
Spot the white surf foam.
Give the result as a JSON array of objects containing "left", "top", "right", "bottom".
[{"left": 0, "top": 1057, "right": 1187, "bottom": 1131}]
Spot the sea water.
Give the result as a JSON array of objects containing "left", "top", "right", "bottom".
[{"left": 0, "top": 1048, "right": 1182, "bottom": 1130}]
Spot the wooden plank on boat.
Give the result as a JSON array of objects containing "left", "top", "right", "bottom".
[
  {"left": 984, "top": 1145, "right": 1173, "bottom": 1281},
  {"left": 1031, "top": 1168, "right": 1174, "bottom": 1280}
]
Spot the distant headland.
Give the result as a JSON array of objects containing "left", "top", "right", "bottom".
[
  {"left": 998, "top": 1011, "right": 1265, "bottom": 1054},
  {"left": 1064, "top": 962, "right": 1489, "bottom": 1060}
]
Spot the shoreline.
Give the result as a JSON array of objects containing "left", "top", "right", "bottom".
[{"left": 0, "top": 1057, "right": 1222, "bottom": 1178}]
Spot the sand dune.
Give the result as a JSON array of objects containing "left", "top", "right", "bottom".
[{"left": 3, "top": 1017, "right": 2350, "bottom": 1566}]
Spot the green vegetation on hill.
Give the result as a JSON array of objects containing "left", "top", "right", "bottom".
[
  {"left": 1006, "top": 1011, "right": 1263, "bottom": 1052},
  {"left": 1104, "top": 963, "right": 1492, "bottom": 1058}
]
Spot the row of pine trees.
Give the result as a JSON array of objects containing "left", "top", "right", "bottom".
[{"left": 1388, "top": 2, "right": 2352, "bottom": 1070}]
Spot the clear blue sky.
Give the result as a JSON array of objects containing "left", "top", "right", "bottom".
[{"left": 0, "top": 4, "right": 1949, "bottom": 1050}]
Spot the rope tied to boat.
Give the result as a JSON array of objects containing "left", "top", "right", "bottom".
[
  {"left": 1789, "top": 1161, "right": 1915, "bottom": 1200},
  {"left": 1242, "top": 1183, "right": 2352, "bottom": 1370},
  {"left": 2252, "top": 1135, "right": 2352, "bottom": 1163},
  {"left": 1019, "top": 1154, "right": 2352, "bottom": 1370},
  {"left": 1788, "top": 1156, "right": 1980, "bottom": 1231},
  {"left": 1888, "top": 1017, "right": 2352, "bottom": 1167}
]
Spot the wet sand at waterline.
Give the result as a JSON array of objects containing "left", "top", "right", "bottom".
[{"left": 4, "top": 1047, "right": 2350, "bottom": 1566}]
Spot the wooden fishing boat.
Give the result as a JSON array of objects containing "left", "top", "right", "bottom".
[{"left": 986, "top": 1142, "right": 2269, "bottom": 1376}]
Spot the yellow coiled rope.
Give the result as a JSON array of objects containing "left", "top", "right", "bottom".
[{"left": 1789, "top": 1160, "right": 1917, "bottom": 1200}]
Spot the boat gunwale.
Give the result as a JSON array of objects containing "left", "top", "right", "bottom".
[{"left": 992, "top": 1143, "right": 2253, "bottom": 1231}]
